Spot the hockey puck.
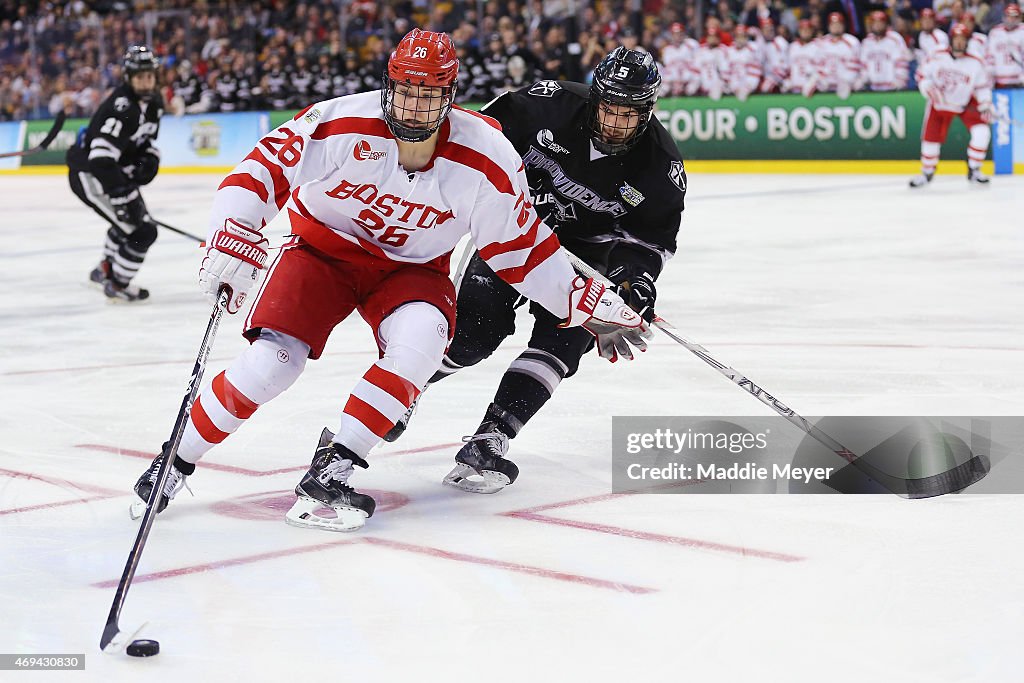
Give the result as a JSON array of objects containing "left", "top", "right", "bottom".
[{"left": 126, "top": 639, "right": 160, "bottom": 657}]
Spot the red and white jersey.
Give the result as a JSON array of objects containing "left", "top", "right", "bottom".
[
  {"left": 986, "top": 24, "right": 1024, "bottom": 86},
  {"left": 210, "top": 91, "right": 576, "bottom": 318},
  {"left": 692, "top": 44, "right": 728, "bottom": 95},
  {"left": 785, "top": 40, "right": 820, "bottom": 93},
  {"left": 724, "top": 43, "right": 763, "bottom": 94},
  {"left": 661, "top": 38, "right": 699, "bottom": 95},
  {"left": 917, "top": 50, "right": 993, "bottom": 113},
  {"left": 967, "top": 31, "right": 987, "bottom": 60},
  {"left": 761, "top": 36, "right": 790, "bottom": 87},
  {"left": 860, "top": 30, "right": 911, "bottom": 90},
  {"left": 817, "top": 33, "right": 861, "bottom": 89},
  {"left": 916, "top": 28, "right": 950, "bottom": 63}
]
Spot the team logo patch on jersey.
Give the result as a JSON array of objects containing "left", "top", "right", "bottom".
[
  {"left": 528, "top": 80, "right": 562, "bottom": 97},
  {"left": 353, "top": 140, "right": 387, "bottom": 161},
  {"left": 618, "top": 182, "right": 645, "bottom": 207},
  {"left": 303, "top": 107, "right": 322, "bottom": 124},
  {"left": 114, "top": 96, "right": 131, "bottom": 112},
  {"left": 536, "top": 129, "right": 570, "bottom": 155},
  {"left": 668, "top": 160, "right": 687, "bottom": 192}
]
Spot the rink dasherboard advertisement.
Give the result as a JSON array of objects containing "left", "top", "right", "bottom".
[
  {"left": 653, "top": 91, "right": 974, "bottom": 160},
  {"left": 612, "top": 416, "right": 1023, "bottom": 495}
]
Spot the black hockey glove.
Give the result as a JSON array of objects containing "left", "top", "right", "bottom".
[
  {"left": 109, "top": 186, "right": 150, "bottom": 227},
  {"left": 134, "top": 153, "right": 160, "bottom": 185},
  {"left": 607, "top": 264, "right": 657, "bottom": 323}
]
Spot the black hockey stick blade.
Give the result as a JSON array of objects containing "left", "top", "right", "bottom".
[
  {"left": 0, "top": 111, "right": 66, "bottom": 159},
  {"left": 903, "top": 453, "right": 990, "bottom": 499},
  {"left": 38, "top": 109, "right": 66, "bottom": 150},
  {"left": 153, "top": 219, "right": 204, "bottom": 244}
]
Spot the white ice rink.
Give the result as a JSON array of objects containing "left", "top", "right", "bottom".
[{"left": 1, "top": 172, "right": 1022, "bottom": 681}]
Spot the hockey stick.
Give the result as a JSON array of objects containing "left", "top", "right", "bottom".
[
  {"left": 152, "top": 218, "right": 204, "bottom": 244},
  {"left": 100, "top": 287, "right": 230, "bottom": 653},
  {"left": 562, "top": 248, "right": 990, "bottom": 498},
  {"left": 0, "top": 111, "right": 66, "bottom": 159}
]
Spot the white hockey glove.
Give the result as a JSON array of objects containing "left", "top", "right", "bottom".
[
  {"left": 977, "top": 102, "right": 994, "bottom": 124},
  {"left": 199, "top": 219, "right": 269, "bottom": 314},
  {"left": 561, "top": 277, "right": 652, "bottom": 362}
]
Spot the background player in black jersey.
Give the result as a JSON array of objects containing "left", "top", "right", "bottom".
[
  {"left": 67, "top": 45, "right": 164, "bottom": 302},
  {"left": 387, "top": 47, "right": 686, "bottom": 494}
]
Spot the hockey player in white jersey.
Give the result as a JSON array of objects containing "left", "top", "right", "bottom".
[
  {"left": 785, "top": 20, "right": 821, "bottom": 96},
  {"left": 910, "top": 23, "right": 994, "bottom": 188},
  {"left": 661, "top": 22, "right": 699, "bottom": 96},
  {"left": 129, "top": 29, "right": 650, "bottom": 532},
  {"left": 859, "top": 11, "right": 912, "bottom": 91},
  {"left": 986, "top": 3, "right": 1024, "bottom": 87},
  {"left": 726, "top": 25, "right": 764, "bottom": 100},
  {"left": 758, "top": 18, "right": 790, "bottom": 93},
  {"left": 915, "top": 8, "right": 950, "bottom": 64},
  {"left": 817, "top": 12, "right": 862, "bottom": 99},
  {"left": 690, "top": 26, "right": 729, "bottom": 99},
  {"left": 961, "top": 12, "right": 989, "bottom": 59}
]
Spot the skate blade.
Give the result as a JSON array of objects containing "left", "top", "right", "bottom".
[
  {"left": 284, "top": 496, "right": 367, "bottom": 532},
  {"left": 442, "top": 463, "right": 510, "bottom": 494},
  {"left": 128, "top": 500, "right": 146, "bottom": 520}
]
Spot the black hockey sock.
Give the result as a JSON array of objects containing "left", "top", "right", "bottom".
[{"left": 489, "top": 372, "right": 553, "bottom": 436}]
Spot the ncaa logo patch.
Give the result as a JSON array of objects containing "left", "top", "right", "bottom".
[
  {"left": 353, "top": 140, "right": 387, "bottom": 161},
  {"left": 528, "top": 80, "right": 561, "bottom": 97},
  {"left": 668, "top": 160, "right": 686, "bottom": 192}
]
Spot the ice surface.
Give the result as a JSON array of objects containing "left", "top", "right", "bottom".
[{"left": 1, "top": 172, "right": 1021, "bottom": 681}]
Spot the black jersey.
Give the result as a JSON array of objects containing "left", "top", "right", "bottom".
[
  {"left": 480, "top": 80, "right": 685, "bottom": 275},
  {"left": 66, "top": 83, "right": 164, "bottom": 193}
]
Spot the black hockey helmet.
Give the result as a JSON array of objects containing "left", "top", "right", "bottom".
[
  {"left": 123, "top": 45, "right": 159, "bottom": 99},
  {"left": 588, "top": 47, "right": 661, "bottom": 155}
]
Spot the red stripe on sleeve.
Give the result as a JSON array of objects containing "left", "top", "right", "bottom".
[
  {"left": 244, "top": 148, "right": 290, "bottom": 209},
  {"left": 212, "top": 372, "right": 259, "bottom": 419},
  {"left": 364, "top": 365, "right": 420, "bottom": 407},
  {"left": 438, "top": 141, "right": 514, "bottom": 195},
  {"left": 493, "top": 232, "right": 562, "bottom": 285},
  {"left": 218, "top": 173, "right": 270, "bottom": 203},
  {"left": 453, "top": 104, "right": 502, "bottom": 130},
  {"left": 190, "top": 397, "right": 230, "bottom": 444},
  {"left": 477, "top": 214, "right": 542, "bottom": 260},
  {"left": 311, "top": 117, "right": 393, "bottom": 140},
  {"left": 293, "top": 104, "right": 315, "bottom": 121},
  {"left": 343, "top": 395, "right": 396, "bottom": 438}
]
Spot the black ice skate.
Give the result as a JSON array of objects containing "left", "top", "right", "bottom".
[
  {"left": 104, "top": 278, "right": 150, "bottom": 302},
  {"left": 382, "top": 395, "right": 421, "bottom": 442},
  {"left": 908, "top": 171, "right": 934, "bottom": 188},
  {"left": 130, "top": 443, "right": 195, "bottom": 519},
  {"left": 443, "top": 405, "right": 521, "bottom": 494},
  {"left": 285, "top": 428, "right": 375, "bottom": 532},
  {"left": 88, "top": 259, "right": 111, "bottom": 287},
  {"left": 967, "top": 168, "right": 990, "bottom": 185}
]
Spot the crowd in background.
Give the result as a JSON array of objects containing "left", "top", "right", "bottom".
[{"left": 0, "top": 0, "right": 1021, "bottom": 121}]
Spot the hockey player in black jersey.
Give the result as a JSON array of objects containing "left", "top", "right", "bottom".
[
  {"left": 67, "top": 45, "right": 164, "bottom": 302},
  {"left": 386, "top": 47, "right": 687, "bottom": 493}
]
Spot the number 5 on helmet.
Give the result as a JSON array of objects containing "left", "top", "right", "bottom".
[{"left": 199, "top": 219, "right": 269, "bottom": 314}]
